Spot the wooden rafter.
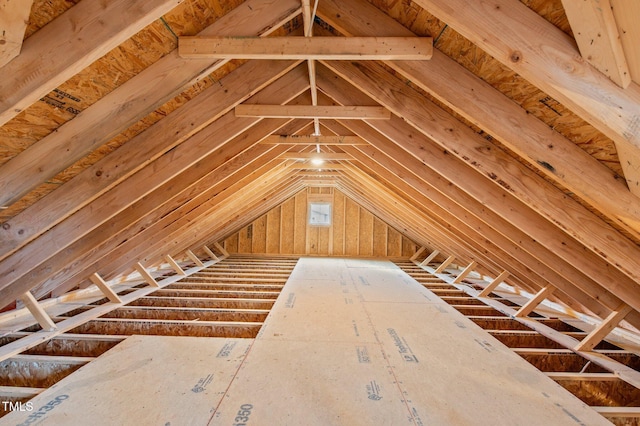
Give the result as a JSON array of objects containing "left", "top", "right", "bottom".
[
  {"left": 178, "top": 36, "right": 433, "bottom": 60},
  {"left": 0, "top": 0, "right": 181, "bottom": 127},
  {"left": 611, "top": 0, "right": 640, "bottom": 82},
  {"left": 0, "top": 0, "right": 302, "bottom": 209},
  {"left": 409, "top": 0, "right": 640, "bottom": 195},
  {"left": 0, "top": 0, "right": 34, "bottom": 68}
]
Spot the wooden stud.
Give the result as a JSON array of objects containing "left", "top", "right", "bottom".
[
  {"left": 575, "top": 303, "right": 633, "bottom": 351},
  {"left": 163, "top": 255, "right": 187, "bottom": 276},
  {"left": 236, "top": 105, "right": 390, "bottom": 119},
  {"left": 514, "top": 285, "right": 555, "bottom": 318},
  {"left": 419, "top": 250, "right": 440, "bottom": 267},
  {"left": 452, "top": 261, "right": 477, "bottom": 284},
  {"left": 478, "top": 271, "right": 510, "bottom": 298},
  {"left": 434, "top": 255, "right": 456, "bottom": 274},
  {"left": 19, "top": 291, "right": 57, "bottom": 331},
  {"left": 179, "top": 36, "right": 433, "bottom": 60},
  {"left": 202, "top": 246, "right": 219, "bottom": 261},
  {"left": 133, "top": 262, "right": 159, "bottom": 287},
  {"left": 89, "top": 273, "right": 123, "bottom": 304},
  {"left": 185, "top": 249, "right": 205, "bottom": 267},
  {"left": 611, "top": 0, "right": 640, "bottom": 82}
]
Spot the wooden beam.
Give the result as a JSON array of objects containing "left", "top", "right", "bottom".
[
  {"left": 434, "top": 255, "right": 456, "bottom": 274},
  {"left": 89, "top": 273, "right": 123, "bottom": 304},
  {"left": 19, "top": 291, "right": 57, "bottom": 331},
  {"left": 574, "top": 303, "right": 633, "bottom": 351},
  {"left": 202, "top": 246, "right": 219, "bottom": 261},
  {"left": 478, "top": 271, "right": 510, "bottom": 298},
  {"left": 560, "top": 0, "right": 630, "bottom": 88},
  {"left": 514, "top": 285, "right": 555, "bottom": 318},
  {"left": 409, "top": 0, "right": 640, "bottom": 196},
  {"left": 410, "top": 246, "right": 427, "bottom": 261},
  {"left": 179, "top": 36, "right": 433, "bottom": 60},
  {"left": 214, "top": 242, "right": 230, "bottom": 258},
  {"left": 164, "top": 255, "right": 186, "bottom": 276},
  {"left": 593, "top": 406, "right": 640, "bottom": 418},
  {"left": 279, "top": 152, "right": 352, "bottom": 161},
  {"left": 235, "top": 105, "right": 390, "bottom": 119},
  {"left": 185, "top": 250, "right": 205, "bottom": 267},
  {"left": 0, "top": 0, "right": 183, "bottom": 127},
  {"left": 419, "top": 250, "right": 440, "bottom": 266},
  {"left": 261, "top": 135, "right": 366, "bottom": 145},
  {"left": 452, "top": 261, "right": 477, "bottom": 283},
  {"left": 0, "top": 0, "right": 302, "bottom": 209},
  {"left": 290, "top": 163, "right": 346, "bottom": 170},
  {"left": 0, "top": 0, "right": 34, "bottom": 68},
  {"left": 545, "top": 372, "right": 619, "bottom": 382},
  {"left": 611, "top": 0, "right": 640, "bottom": 82},
  {"left": 133, "top": 262, "right": 159, "bottom": 287}
]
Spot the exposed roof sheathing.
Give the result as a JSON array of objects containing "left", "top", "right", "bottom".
[{"left": 0, "top": 0, "right": 639, "bottom": 340}]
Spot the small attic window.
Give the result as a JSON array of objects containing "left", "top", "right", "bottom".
[{"left": 309, "top": 202, "right": 332, "bottom": 226}]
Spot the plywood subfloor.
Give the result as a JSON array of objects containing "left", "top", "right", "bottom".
[
  {"left": 212, "top": 258, "right": 610, "bottom": 425},
  {"left": 0, "top": 258, "right": 611, "bottom": 425},
  {"left": 0, "top": 336, "right": 252, "bottom": 426}
]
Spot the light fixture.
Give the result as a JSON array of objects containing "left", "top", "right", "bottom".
[{"left": 311, "top": 157, "right": 325, "bottom": 166}]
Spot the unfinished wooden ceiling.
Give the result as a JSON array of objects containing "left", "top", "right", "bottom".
[{"left": 0, "top": 0, "right": 639, "bottom": 335}]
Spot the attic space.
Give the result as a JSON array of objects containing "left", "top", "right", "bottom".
[{"left": 0, "top": 0, "right": 639, "bottom": 424}]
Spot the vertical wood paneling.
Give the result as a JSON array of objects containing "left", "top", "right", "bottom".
[
  {"left": 280, "top": 197, "right": 295, "bottom": 253},
  {"left": 359, "top": 209, "right": 374, "bottom": 256},
  {"left": 344, "top": 198, "right": 359, "bottom": 255},
  {"left": 222, "top": 188, "right": 417, "bottom": 257},
  {"left": 333, "top": 191, "right": 345, "bottom": 256},
  {"left": 266, "top": 207, "right": 281, "bottom": 253},
  {"left": 387, "top": 228, "right": 402, "bottom": 257},
  {"left": 294, "top": 191, "right": 307, "bottom": 254},
  {"left": 252, "top": 216, "right": 267, "bottom": 253},
  {"left": 373, "top": 217, "right": 387, "bottom": 257}
]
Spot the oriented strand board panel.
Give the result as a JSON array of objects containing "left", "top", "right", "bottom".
[
  {"left": 0, "top": 335, "right": 252, "bottom": 426},
  {"left": 211, "top": 258, "right": 610, "bottom": 425}
]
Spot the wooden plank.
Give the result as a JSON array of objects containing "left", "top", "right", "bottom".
[
  {"left": 202, "top": 246, "right": 219, "bottom": 261},
  {"left": 0, "top": 0, "right": 182, "bottom": 127},
  {"left": 280, "top": 152, "right": 353, "bottom": 161},
  {"left": 409, "top": 0, "right": 640, "bottom": 196},
  {"left": 290, "top": 163, "right": 346, "bottom": 169},
  {"left": 179, "top": 36, "right": 433, "bottom": 60},
  {"left": 478, "top": 271, "right": 510, "bottom": 298},
  {"left": 560, "top": 0, "right": 630, "bottom": 88},
  {"left": 434, "top": 255, "right": 456, "bottom": 274},
  {"left": 89, "top": 273, "right": 123, "bottom": 304},
  {"left": 261, "top": 135, "right": 367, "bottom": 145},
  {"left": 236, "top": 104, "right": 390, "bottom": 119},
  {"left": 185, "top": 250, "right": 205, "bottom": 267},
  {"left": 0, "top": 0, "right": 34, "bottom": 68},
  {"left": 0, "top": 386, "right": 43, "bottom": 399},
  {"left": 410, "top": 246, "right": 426, "bottom": 262},
  {"left": 574, "top": 304, "right": 633, "bottom": 351},
  {"left": 592, "top": 406, "right": 640, "bottom": 417},
  {"left": 266, "top": 206, "right": 281, "bottom": 254},
  {"left": 133, "top": 262, "right": 159, "bottom": 287},
  {"left": 545, "top": 372, "right": 619, "bottom": 381},
  {"left": 0, "top": 0, "right": 302, "bottom": 211},
  {"left": 279, "top": 198, "right": 296, "bottom": 253},
  {"left": 452, "top": 261, "right": 477, "bottom": 284},
  {"left": 358, "top": 208, "right": 374, "bottom": 256},
  {"left": 19, "top": 291, "right": 57, "bottom": 331},
  {"left": 0, "top": 336, "right": 252, "bottom": 425},
  {"left": 163, "top": 255, "right": 186, "bottom": 276},
  {"left": 419, "top": 250, "right": 440, "bottom": 267},
  {"left": 514, "top": 285, "right": 555, "bottom": 318},
  {"left": 344, "top": 198, "right": 359, "bottom": 255},
  {"left": 611, "top": 0, "right": 640, "bottom": 82}
]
